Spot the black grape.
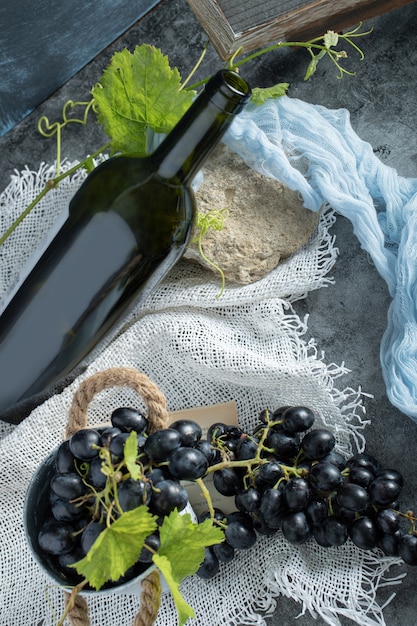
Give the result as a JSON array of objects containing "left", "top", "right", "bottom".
[
  {"left": 69, "top": 428, "right": 101, "bottom": 460},
  {"left": 57, "top": 547, "right": 85, "bottom": 580},
  {"left": 150, "top": 479, "right": 188, "bottom": 515},
  {"left": 251, "top": 511, "right": 279, "bottom": 535},
  {"left": 321, "top": 449, "right": 347, "bottom": 471},
  {"left": 375, "top": 468, "right": 404, "bottom": 487},
  {"left": 38, "top": 518, "right": 76, "bottom": 555},
  {"left": 138, "top": 533, "right": 161, "bottom": 563},
  {"left": 146, "top": 466, "right": 170, "bottom": 486},
  {"left": 235, "top": 487, "right": 261, "bottom": 513},
  {"left": 213, "top": 467, "right": 243, "bottom": 496},
  {"left": 195, "top": 439, "right": 219, "bottom": 465},
  {"left": 108, "top": 432, "right": 132, "bottom": 460},
  {"left": 87, "top": 456, "right": 108, "bottom": 490},
  {"left": 80, "top": 521, "right": 106, "bottom": 554},
  {"left": 169, "top": 419, "right": 202, "bottom": 447},
  {"left": 347, "top": 453, "right": 380, "bottom": 474},
  {"left": 196, "top": 547, "right": 220, "bottom": 579},
  {"left": 368, "top": 476, "right": 402, "bottom": 506},
  {"left": 51, "top": 497, "right": 86, "bottom": 522},
  {"left": 207, "top": 422, "right": 228, "bottom": 442},
  {"left": 111, "top": 407, "right": 147, "bottom": 434},
  {"left": 226, "top": 510, "right": 254, "bottom": 527},
  {"left": 266, "top": 429, "right": 300, "bottom": 459},
  {"left": 379, "top": 530, "right": 402, "bottom": 556},
  {"left": 55, "top": 440, "right": 76, "bottom": 474},
  {"left": 349, "top": 516, "right": 379, "bottom": 550},
  {"left": 313, "top": 516, "right": 348, "bottom": 547},
  {"left": 223, "top": 438, "right": 239, "bottom": 457},
  {"left": 399, "top": 534, "right": 417, "bottom": 565},
  {"left": 282, "top": 406, "right": 315, "bottom": 433},
  {"left": 50, "top": 472, "right": 86, "bottom": 500},
  {"left": 118, "top": 478, "right": 152, "bottom": 511},
  {"left": 305, "top": 498, "right": 328, "bottom": 526},
  {"left": 336, "top": 483, "right": 369, "bottom": 512},
  {"left": 213, "top": 539, "right": 235, "bottom": 563},
  {"left": 281, "top": 511, "right": 311, "bottom": 544},
  {"left": 301, "top": 429, "right": 335, "bottom": 460},
  {"left": 348, "top": 465, "right": 374, "bottom": 488},
  {"left": 198, "top": 508, "right": 226, "bottom": 524},
  {"left": 168, "top": 447, "right": 208, "bottom": 480},
  {"left": 260, "top": 486, "right": 285, "bottom": 529},
  {"left": 308, "top": 462, "right": 344, "bottom": 494},
  {"left": 225, "top": 519, "right": 257, "bottom": 549},
  {"left": 272, "top": 406, "right": 292, "bottom": 421},
  {"left": 284, "top": 477, "right": 310, "bottom": 511},
  {"left": 144, "top": 428, "right": 181, "bottom": 461},
  {"left": 100, "top": 426, "right": 123, "bottom": 447},
  {"left": 254, "top": 461, "right": 284, "bottom": 491},
  {"left": 334, "top": 502, "right": 356, "bottom": 525},
  {"left": 235, "top": 436, "right": 258, "bottom": 461},
  {"left": 375, "top": 508, "right": 400, "bottom": 534}
]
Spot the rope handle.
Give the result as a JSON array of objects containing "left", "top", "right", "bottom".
[
  {"left": 65, "top": 366, "right": 169, "bottom": 437},
  {"left": 64, "top": 366, "right": 168, "bottom": 626}
]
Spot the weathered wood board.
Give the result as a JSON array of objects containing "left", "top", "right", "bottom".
[
  {"left": 187, "top": 0, "right": 416, "bottom": 58},
  {"left": 0, "top": 0, "right": 160, "bottom": 137}
]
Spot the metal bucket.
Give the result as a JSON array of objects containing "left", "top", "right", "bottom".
[{"left": 23, "top": 448, "right": 188, "bottom": 596}]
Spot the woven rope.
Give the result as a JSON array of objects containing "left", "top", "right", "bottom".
[
  {"left": 64, "top": 592, "right": 90, "bottom": 626},
  {"left": 132, "top": 570, "right": 162, "bottom": 626},
  {"left": 65, "top": 366, "right": 169, "bottom": 437},
  {"left": 64, "top": 366, "right": 167, "bottom": 626}
]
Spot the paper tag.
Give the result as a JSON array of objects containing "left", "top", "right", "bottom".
[{"left": 168, "top": 401, "right": 239, "bottom": 517}]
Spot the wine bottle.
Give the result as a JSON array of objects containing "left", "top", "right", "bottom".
[{"left": 0, "top": 69, "right": 251, "bottom": 423}]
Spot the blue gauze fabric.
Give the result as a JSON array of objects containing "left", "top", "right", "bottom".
[{"left": 224, "top": 96, "right": 417, "bottom": 420}]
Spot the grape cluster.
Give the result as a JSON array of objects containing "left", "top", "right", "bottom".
[
  {"left": 197, "top": 405, "right": 417, "bottom": 575},
  {"left": 37, "top": 404, "right": 417, "bottom": 589}
]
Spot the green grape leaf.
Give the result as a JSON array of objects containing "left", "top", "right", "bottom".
[
  {"left": 157, "top": 509, "right": 224, "bottom": 580},
  {"left": 250, "top": 83, "right": 289, "bottom": 106},
  {"left": 152, "top": 510, "right": 224, "bottom": 625},
  {"left": 72, "top": 506, "right": 158, "bottom": 589},
  {"left": 152, "top": 554, "right": 195, "bottom": 626},
  {"left": 91, "top": 44, "right": 196, "bottom": 155},
  {"left": 124, "top": 431, "right": 141, "bottom": 480},
  {"left": 324, "top": 30, "right": 339, "bottom": 49}
]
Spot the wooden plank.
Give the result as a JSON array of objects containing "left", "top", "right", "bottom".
[
  {"left": 0, "top": 0, "right": 161, "bottom": 137},
  {"left": 219, "top": 0, "right": 313, "bottom": 31},
  {"left": 187, "top": 0, "right": 417, "bottom": 58}
]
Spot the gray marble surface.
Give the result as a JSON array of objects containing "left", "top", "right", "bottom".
[{"left": 1, "top": 1, "right": 417, "bottom": 624}]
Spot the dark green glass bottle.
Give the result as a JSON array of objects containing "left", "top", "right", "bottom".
[{"left": 0, "top": 70, "right": 251, "bottom": 423}]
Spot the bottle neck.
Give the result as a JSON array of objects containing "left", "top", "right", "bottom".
[{"left": 152, "top": 70, "right": 251, "bottom": 184}]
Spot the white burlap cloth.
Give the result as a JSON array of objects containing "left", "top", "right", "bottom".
[{"left": 0, "top": 158, "right": 402, "bottom": 626}]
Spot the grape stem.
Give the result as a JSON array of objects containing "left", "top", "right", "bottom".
[
  {"left": 0, "top": 142, "right": 110, "bottom": 246},
  {"left": 205, "top": 417, "right": 303, "bottom": 478},
  {"left": 195, "top": 477, "right": 217, "bottom": 522}
]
